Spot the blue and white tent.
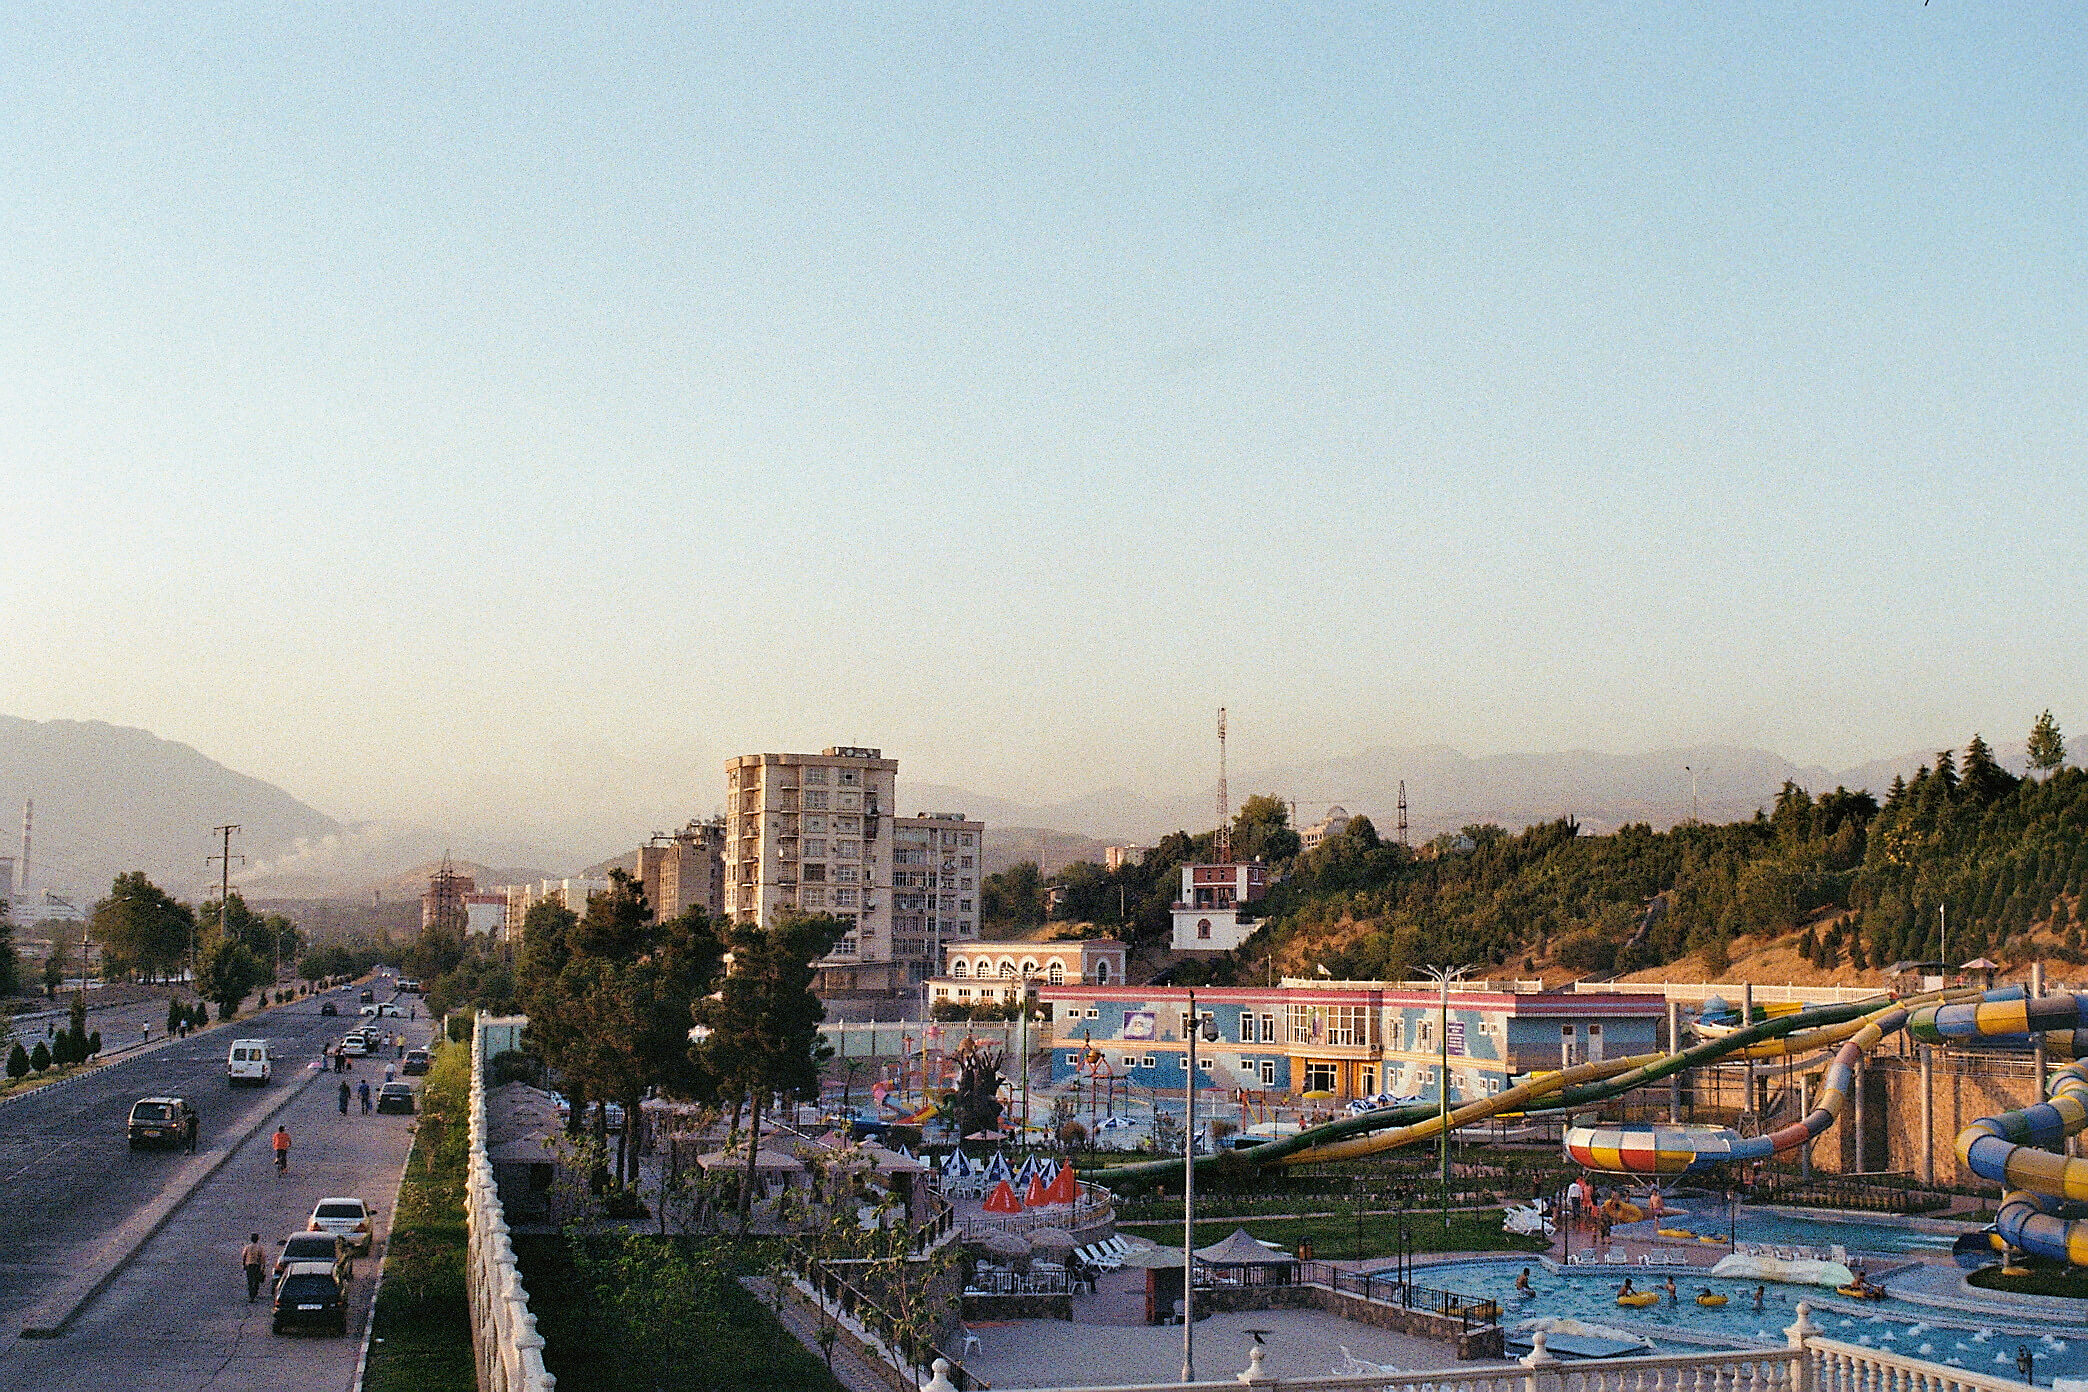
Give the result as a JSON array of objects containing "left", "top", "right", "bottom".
[
  {"left": 982, "top": 1152, "right": 1014, "bottom": 1185},
  {"left": 1012, "top": 1156, "right": 1037, "bottom": 1190},
  {"left": 941, "top": 1149, "right": 970, "bottom": 1179}
]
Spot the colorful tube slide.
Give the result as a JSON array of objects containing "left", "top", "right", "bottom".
[{"left": 1940, "top": 993, "right": 2088, "bottom": 1263}]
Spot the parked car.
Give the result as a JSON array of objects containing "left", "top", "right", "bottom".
[
  {"left": 358, "top": 988, "right": 375, "bottom": 1004},
  {"left": 398, "top": 979, "right": 422, "bottom": 995},
  {"left": 400, "top": 1049, "right": 430, "bottom": 1076},
  {"left": 319, "top": 1001, "right": 338, "bottom": 1017},
  {"left": 274, "top": 1231, "right": 354, "bottom": 1284},
  {"left": 127, "top": 1096, "right": 198, "bottom": 1150},
  {"left": 358, "top": 1002, "right": 401, "bottom": 1018},
  {"left": 307, "top": 1197, "right": 375, "bottom": 1253},
  {"left": 226, "top": 1039, "right": 272, "bottom": 1087},
  {"left": 375, "top": 1082, "right": 416, "bottom": 1115},
  {"left": 341, "top": 1033, "right": 370, "bottom": 1057},
  {"left": 272, "top": 1261, "right": 348, "bottom": 1335}
]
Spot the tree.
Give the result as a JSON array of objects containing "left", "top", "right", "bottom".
[
  {"left": 6, "top": 1044, "right": 26, "bottom": 1079},
  {"left": 1960, "top": 734, "right": 2017, "bottom": 805},
  {"left": 197, "top": 937, "right": 262, "bottom": 1021},
  {"left": 982, "top": 860, "right": 1046, "bottom": 928},
  {"left": 2030, "top": 710, "right": 2066, "bottom": 779},
  {"left": 91, "top": 873, "right": 195, "bottom": 982},
  {"left": 30, "top": 1041, "right": 50, "bottom": 1073},
  {"left": 1232, "top": 795, "right": 1301, "bottom": 863},
  {"left": 0, "top": 898, "right": 17, "bottom": 998},
  {"left": 692, "top": 911, "right": 846, "bottom": 1216}
]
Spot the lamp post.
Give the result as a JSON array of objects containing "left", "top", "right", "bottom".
[
  {"left": 1419, "top": 964, "right": 1473, "bottom": 1228},
  {"left": 1182, "top": 988, "right": 1219, "bottom": 1382}
]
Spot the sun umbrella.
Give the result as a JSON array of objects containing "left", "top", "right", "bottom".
[
  {"left": 982, "top": 1179, "right": 1024, "bottom": 1214},
  {"left": 1023, "top": 1172, "right": 1053, "bottom": 1207},
  {"left": 1045, "top": 1165, "right": 1081, "bottom": 1205},
  {"left": 1301, "top": 1090, "right": 1335, "bottom": 1101},
  {"left": 1027, "top": 1227, "right": 1078, "bottom": 1253},
  {"left": 983, "top": 1152, "right": 1014, "bottom": 1185}
]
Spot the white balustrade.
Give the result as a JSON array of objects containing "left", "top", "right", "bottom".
[{"left": 465, "top": 1015, "right": 556, "bottom": 1392}]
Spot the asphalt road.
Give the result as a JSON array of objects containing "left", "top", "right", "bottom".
[{"left": 0, "top": 982, "right": 433, "bottom": 1391}]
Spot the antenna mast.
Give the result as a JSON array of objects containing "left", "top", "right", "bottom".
[
  {"left": 1214, "top": 708, "right": 1231, "bottom": 864},
  {"left": 1397, "top": 780, "right": 1409, "bottom": 847},
  {"left": 19, "top": 799, "right": 29, "bottom": 896}
]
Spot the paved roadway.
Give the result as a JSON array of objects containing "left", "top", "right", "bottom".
[{"left": 0, "top": 980, "right": 432, "bottom": 1392}]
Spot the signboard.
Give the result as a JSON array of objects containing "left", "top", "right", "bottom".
[
  {"left": 1446, "top": 1021, "right": 1466, "bottom": 1056},
  {"left": 1122, "top": 1011, "right": 1157, "bottom": 1042}
]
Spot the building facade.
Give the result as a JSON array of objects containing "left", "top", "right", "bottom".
[
  {"left": 636, "top": 818, "right": 727, "bottom": 921},
  {"left": 926, "top": 937, "right": 1126, "bottom": 1011},
  {"left": 1104, "top": 845, "right": 1148, "bottom": 873},
  {"left": 891, "top": 812, "right": 983, "bottom": 985},
  {"left": 463, "top": 892, "right": 508, "bottom": 938},
  {"left": 1040, "top": 977, "right": 1664, "bottom": 1103},
  {"left": 1299, "top": 806, "right": 1352, "bottom": 852},
  {"left": 726, "top": 747, "right": 900, "bottom": 1000},
  {"left": 1169, "top": 861, "right": 1270, "bottom": 951}
]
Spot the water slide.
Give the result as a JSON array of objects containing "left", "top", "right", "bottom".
[{"left": 1080, "top": 984, "right": 2004, "bottom": 1187}]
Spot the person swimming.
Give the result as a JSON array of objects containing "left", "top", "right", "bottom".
[{"left": 1516, "top": 1268, "right": 1532, "bottom": 1294}]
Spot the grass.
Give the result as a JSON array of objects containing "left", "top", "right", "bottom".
[
  {"left": 514, "top": 1233, "right": 844, "bottom": 1392},
  {"left": 362, "top": 1039, "right": 475, "bottom": 1392},
  {"left": 1116, "top": 1208, "right": 1549, "bottom": 1260},
  {"left": 1968, "top": 1262, "right": 2088, "bottom": 1299}
]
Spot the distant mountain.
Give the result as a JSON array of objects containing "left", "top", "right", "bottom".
[
  {"left": 0, "top": 716, "right": 343, "bottom": 904},
  {"left": 909, "top": 742, "right": 2019, "bottom": 849}
]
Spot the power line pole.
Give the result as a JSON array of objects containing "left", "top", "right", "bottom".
[{"left": 207, "top": 824, "right": 243, "bottom": 985}]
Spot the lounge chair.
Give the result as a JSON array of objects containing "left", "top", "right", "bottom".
[
  {"left": 1830, "top": 1244, "right": 1850, "bottom": 1265},
  {"left": 1605, "top": 1250, "right": 1631, "bottom": 1265}
]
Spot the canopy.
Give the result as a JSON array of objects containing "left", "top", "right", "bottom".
[
  {"left": 1044, "top": 1165, "right": 1081, "bottom": 1205},
  {"left": 941, "top": 1149, "right": 970, "bottom": 1178},
  {"left": 1023, "top": 1172, "right": 1054, "bottom": 1207},
  {"left": 982, "top": 1179, "right": 1024, "bottom": 1214},
  {"left": 1193, "top": 1227, "right": 1293, "bottom": 1265},
  {"left": 982, "top": 1152, "right": 1014, "bottom": 1184},
  {"left": 1114, "top": 1239, "right": 1185, "bottom": 1270},
  {"left": 1961, "top": 957, "right": 2004, "bottom": 970}
]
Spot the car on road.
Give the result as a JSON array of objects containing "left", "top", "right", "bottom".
[
  {"left": 341, "top": 1032, "right": 371, "bottom": 1057},
  {"left": 319, "top": 1001, "right": 338, "bottom": 1016},
  {"left": 400, "top": 1048, "right": 430, "bottom": 1076},
  {"left": 358, "top": 1002, "right": 402, "bottom": 1018},
  {"left": 272, "top": 1261, "right": 348, "bottom": 1335},
  {"left": 375, "top": 1082, "right": 416, "bottom": 1115},
  {"left": 307, "top": 1196, "right": 375, "bottom": 1253},
  {"left": 127, "top": 1096, "right": 198, "bottom": 1150},
  {"left": 274, "top": 1231, "right": 354, "bottom": 1285},
  {"left": 226, "top": 1039, "right": 272, "bottom": 1087},
  {"left": 359, "top": 988, "right": 375, "bottom": 1004}
]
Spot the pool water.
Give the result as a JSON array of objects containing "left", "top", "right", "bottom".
[
  {"left": 1613, "top": 1209, "right": 1957, "bottom": 1257},
  {"left": 1408, "top": 1259, "right": 2088, "bottom": 1386}
]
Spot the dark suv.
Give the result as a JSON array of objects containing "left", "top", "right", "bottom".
[
  {"left": 274, "top": 1232, "right": 354, "bottom": 1285},
  {"left": 272, "top": 1262, "right": 348, "bottom": 1335},
  {"left": 127, "top": 1096, "right": 198, "bottom": 1150}
]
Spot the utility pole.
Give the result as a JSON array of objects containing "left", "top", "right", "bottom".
[
  {"left": 1397, "top": 781, "right": 1409, "bottom": 847},
  {"left": 207, "top": 824, "right": 243, "bottom": 986},
  {"left": 1684, "top": 766, "right": 1699, "bottom": 825},
  {"left": 1421, "top": 963, "right": 1472, "bottom": 1226}
]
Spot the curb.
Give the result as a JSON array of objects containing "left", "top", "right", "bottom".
[{"left": 15, "top": 1051, "right": 328, "bottom": 1338}]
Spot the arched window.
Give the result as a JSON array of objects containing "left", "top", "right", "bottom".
[
  {"left": 951, "top": 959, "right": 968, "bottom": 977},
  {"left": 1020, "top": 958, "right": 1039, "bottom": 977},
  {"left": 1047, "top": 961, "right": 1064, "bottom": 985},
  {"left": 1000, "top": 959, "right": 1017, "bottom": 978},
  {"left": 1094, "top": 960, "right": 1111, "bottom": 984}
]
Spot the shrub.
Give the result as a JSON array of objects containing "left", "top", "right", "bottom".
[{"left": 88, "top": 1030, "right": 101, "bottom": 1057}]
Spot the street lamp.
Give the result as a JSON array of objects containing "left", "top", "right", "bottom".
[
  {"left": 1418, "top": 964, "right": 1474, "bottom": 1228},
  {"left": 1182, "top": 988, "right": 1220, "bottom": 1382}
]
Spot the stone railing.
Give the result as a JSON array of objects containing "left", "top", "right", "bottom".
[
  {"left": 465, "top": 1013, "right": 556, "bottom": 1392},
  {"left": 920, "top": 1302, "right": 2021, "bottom": 1392}
]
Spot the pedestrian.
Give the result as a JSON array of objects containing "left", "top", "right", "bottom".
[
  {"left": 396, "top": 1035, "right": 405, "bottom": 1060},
  {"left": 338, "top": 1079, "right": 350, "bottom": 1115},
  {"left": 241, "top": 1232, "right": 267, "bottom": 1303},
  {"left": 186, "top": 1106, "right": 199, "bottom": 1153},
  {"left": 272, "top": 1126, "right": 291, "bottom": 1175},
  {"left": 359, "top": 1079, "right": 372, "bottom": 1114}
]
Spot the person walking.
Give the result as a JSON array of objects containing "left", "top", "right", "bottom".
[
  {"left": 241, "top": 1233, "right": 267, "bottom": 1303},
  {"left": 395, "top": 1034, "right": 405, "bottom": 1060},
  {"left": 271, "top": 1126, "right": 292, "bottom": 1175},
  {"left": 358, "top": 1079, "right": 372, "bottom": 1114},
  {"left": 185, "top": 1105, "right": 200, "bottom": 1154},
  {"left": 338, "top": 1079, "right": 351, "bottom": 1115}
]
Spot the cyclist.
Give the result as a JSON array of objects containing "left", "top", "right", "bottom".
[{"left": 271, "top": 1126, "right": 291, "bottom": 1175}]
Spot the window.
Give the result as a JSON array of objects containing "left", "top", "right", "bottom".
[
  {"left": 958, "top": 988, "right": 971, "bottom": 998},
  {"left": 1258, "top": 1013, "right": 1276, "bottom": 1043},
  {"left": 1261, "top": 1060, "right": 1276, "bottom": 1087},
  {"left": 838, "top": 792, "right": 860, "bottom": 810},
  {"left": 1000, "top": 960, "right": 1017, "bottom": 978},
  {"left": 1420, "top": 1021, "right": 1434, "bottom": 1048},
  {"left": 832, "top": 888, "right": 858, "bottom": 907},
  {"left": 1020, "top": 958, "right": 1039, "bottom": 976},
  {"left": 835, "top": 864, "right": 858, "bottom": 882},
  {"left": 1067, "top": 1053, "right": 1080, "bottom": 1065},
  {"left": 1197, "top": 1057, "right": 1213, "bottom": 1071},
  {"left": 1304, "top": 1062, "right": 1339, "bottom": 1092},
  {"left": 805, "top": 815, "right": 827, "bottom": 833},
  {"left": 830, "top": 938, "right": 857, "bottom": 956},
  {"left": 802, "top": 887, "right": 827, "bottom": 907},
  {"left": 961, "top": 834, "right": 974, "bottom": 846},
  {"left": 1141, "top": 1055, "right": 1156, "bottom": 1069},
  {"left": 805, "top": 791, "right": 829, "bottom": 809},
  {"left": 802, "top": 863, "right": 826, "bottom": 882},
  {"left": 1238, "top": 1058, "right": 1257, "bottom": 1072},
  {"left": 838, "top": 768, "right": 859, "bottom": 786},
  {"left": 960, "top": 856, "right": 973, "bottom": 869},
  {"left": 1094, "top": 961, "right": 1110, "bottom": 984},
  {"left": 952, "top": 960, "right": 968, "bottom": 978},
  {"left": 803, "top": 767, "right": 828, "bottom": 785},
  {"left": 1197, "top": 919, "right": 1212, "bottom": 939},
  {"left": 1387, "top": 1019, "right": 1404, "bottom": 1051},
  {"left": 1123, "top": 1056, "right": 1137, "bottom": 1067},
  {"left": 835, "top": 841, "right": 859, "bottom": 859},
  {"left": 1047, "top": 962, "right": 1064, "bottom": 985},
  {"left": 960, "top": 877, "right": 972, "bottom": 890},
  {"left": 835, "top": 816, "right": 859, "bottom": 833},
  {"left": 1085, "top": 1007, "right": 1100, "bottom": 1019}
]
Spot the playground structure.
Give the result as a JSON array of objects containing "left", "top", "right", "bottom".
[{"left": 1082, "top": 981, "right": 2088, "bottom": 1271}]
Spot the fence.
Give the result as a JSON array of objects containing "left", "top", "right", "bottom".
[
  {"left": 920, "top": 1303, "right": 2032, "bottom": 1392},
  {"left": 1299, "top": 1262, "right": 1500, "bottom": 1335},
  {"left": 464, "top": 1014, "right": 556, "bottom": 1392},
  {"left": 1571, "top": 981, "right": 1888, "bottom": 1006},
  {"left": 1756, "top": 1173, "right": 1951, "bottom": 1215},
  {"left": 795, "top": 1255, "right": 984, "bottom": 1391}
]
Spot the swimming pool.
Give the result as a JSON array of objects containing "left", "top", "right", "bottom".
[
  {"left": 1404, "top": 1259, "right": 2088, "bottom": 1386},
  {"left": 1612, "top": 1208, "right": 1958, "bottom": 1256}
]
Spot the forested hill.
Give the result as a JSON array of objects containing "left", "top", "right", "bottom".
[{"left": 1007, "top": 721, "right": 2086, "bottom": 987}]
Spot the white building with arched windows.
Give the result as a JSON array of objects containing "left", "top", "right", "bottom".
[{"left": 924, "top": 937, "right": 1126, "bottom": 1013}]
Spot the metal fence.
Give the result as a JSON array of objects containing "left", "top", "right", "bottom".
[{"left": 1299, "top": 1261, "right": 1501, "bottom": 1334}]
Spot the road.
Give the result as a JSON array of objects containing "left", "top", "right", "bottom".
[{"left": 0, "top": 981, "right": 433, "bottom": 1392}]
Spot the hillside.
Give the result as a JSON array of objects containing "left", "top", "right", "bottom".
[{"left": 0, "top": 716, "right": 342, "bottom": 903}]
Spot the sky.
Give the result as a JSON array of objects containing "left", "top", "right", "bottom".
[{"left": 0, "top": 4, "right": 2082, "bottom": 840}]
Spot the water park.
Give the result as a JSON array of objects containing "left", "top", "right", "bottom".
[{"left": 813, "top": 976, "right": 2088, "bottom": 1388}]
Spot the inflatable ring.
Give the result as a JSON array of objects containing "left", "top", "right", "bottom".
[
  {"left": 1617, "top": 1292, "right": 1661, "bottom": 1308},
  {"left": 1696, "top": 1294, "right": 1728, "bottom": 1307},
  {"left": 1835, "top": 1284, "right": 1889, "bottom": 1301},
  {"left": 1698, "top": 1235, "right": 1724, "bottom": 1244},
  {"left": 1657, "top": 1228, "right": 1695, "bottom": 1239}
]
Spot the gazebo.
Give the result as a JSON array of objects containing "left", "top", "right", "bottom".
[{"left": 1192, "top": 1227, "right": 1299, "bottom": 1288}]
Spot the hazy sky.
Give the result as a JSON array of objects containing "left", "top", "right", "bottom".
[{"left": 1, "top": 4, "right": 2081, "bottom": 833}]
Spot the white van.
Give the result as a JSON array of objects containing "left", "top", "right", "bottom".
[{"left": 227, "top": 1039, "right": 272, "bottom": 1087}]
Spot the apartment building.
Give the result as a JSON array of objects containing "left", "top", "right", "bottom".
[
  {"left": 463, "top": 892, "right": 508, "bottom": 938},
  {"left": 725, "top": 747, "right": 900, "bottom": 1000},
  {"left": 890, "top": 812, "right": 983, "bottom": 985},
  {"left": 1040, "top": 977, "right": 1664, "bottom": 1103},
  {"left": 636, "top": 818, "right": 727, "bottom": 921},
  {"left": 499, "top": 877, "right": 611, "bottom": 937},
  {"left": 1298, "top": 806, "right": 1352, "bottom": 852}
]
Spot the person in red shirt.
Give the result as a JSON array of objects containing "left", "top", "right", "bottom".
[{"left": 272, "top": 1126, "right": 292, "bottom": 1175}]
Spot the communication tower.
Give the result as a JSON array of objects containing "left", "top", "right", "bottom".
[
  {"left": 1213, "top": 708, "right": 1231, "bottom": 864},
  {"left": 1397, "top": 780, "right": 1409, "bottom": 847}
]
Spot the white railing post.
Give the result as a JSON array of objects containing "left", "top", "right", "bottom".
[
  {"left": 1238, "top": 1342, "right": 1272, "bottom": 1384},
  {"left": 1787, "top": 1300, "right": 1819, "bottom": 1392},
  {"left": 1522, "top": 1330, "right": 1561, "bottom": 1392}
]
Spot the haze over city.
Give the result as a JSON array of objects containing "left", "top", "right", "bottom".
[{"left": 2, "top": 6, "right": 2080, "bottom": 851}]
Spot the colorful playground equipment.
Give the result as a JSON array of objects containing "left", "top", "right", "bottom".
[{"left": 1081, "top": 979, "right": 2088, "bottom": 1271}]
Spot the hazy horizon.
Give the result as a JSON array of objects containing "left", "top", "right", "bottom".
[{"left": 2, "top": 7, "right": 2080, "bottom": 837}]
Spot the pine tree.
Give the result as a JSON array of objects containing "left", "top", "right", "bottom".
[
  {"left": 2029, "top": 710, "right": 2066, "bottom": 779},
  {"left": 1961, "top": 734, "right": 2017, "bottom": 804},
  {"left": 5, "top": 1043, "right": 26, "bottom": 1078},
  {"left": 30, "top": 1041, "right": 50, "bottom": 1072}
]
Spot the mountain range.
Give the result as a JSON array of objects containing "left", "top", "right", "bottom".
[{"left": 0, "top": 714, "right": 2021, "bottom": 906}]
